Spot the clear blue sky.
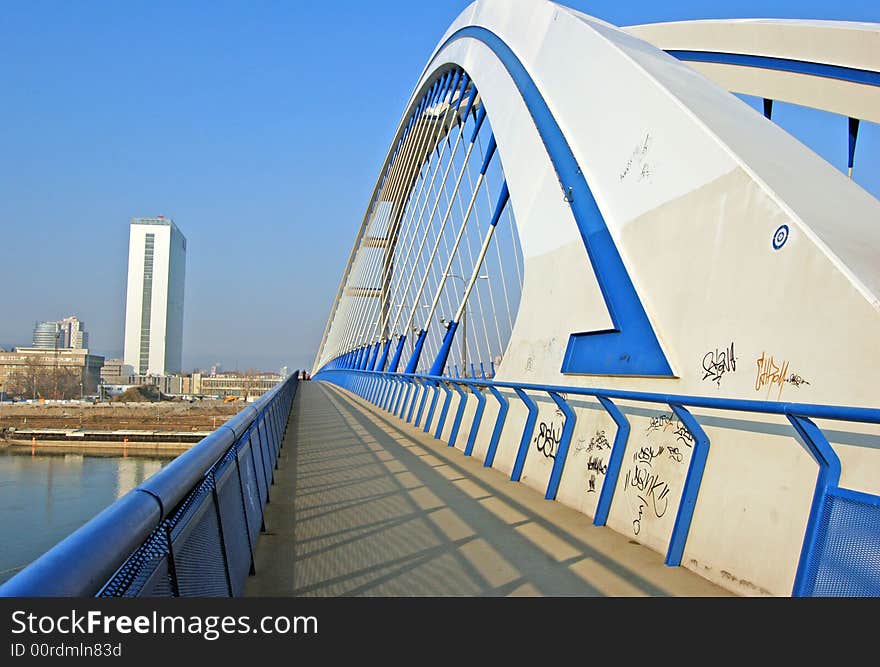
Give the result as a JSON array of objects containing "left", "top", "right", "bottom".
[{"left": 1, "top": 0, "right": 877, "bottom": 373}]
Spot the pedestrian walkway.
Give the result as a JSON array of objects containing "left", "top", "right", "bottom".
[{"left": 245, "top": 381, "right": 732, "bottom": 596}]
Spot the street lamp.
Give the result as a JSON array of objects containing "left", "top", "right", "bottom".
[{"left": 443, "top": 272, "right": 488, "bottom": 375}]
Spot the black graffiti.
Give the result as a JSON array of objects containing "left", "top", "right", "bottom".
[
  {"left": 587, "top": 456, "right": 607, "bottom": 475},
  {"left": 787, "top": 373, "right": 811, "bottom": 388},
  {"left": 633, "top": 503, "right": 644, "bottom": 535},
  {"left": 587, "top": 474, "right": 597, "bottom": 493},
  {"left": 646, "top": 414, "right": 674, "bottom": 434},
  {"left": 533, "top": 421, "right": 561, "bottom": 459},
  {"left": 587, "top": 429, "right": 611, "bottom": 452},
  {"left": 626, "top": 466, "right": 671, "bottom": 520},
  {"left": 634, "top": 445, "right": 663, "bottom": 466},
  {"left": 674, "top": 423, "right": 695, "bottom": 447},
  {"left": 702, "top": 342, "right": 736, "bottom": 387},
  {"left": 647, "top": 412, "right": 694, "bottom": 447},
  {"left": 666, "top": 446, "right": 684, "bottom": 463}
]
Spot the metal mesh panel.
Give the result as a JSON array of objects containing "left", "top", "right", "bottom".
[
  {"left": 238, "top": 438, "right": 263, "bottom": 545},
  {"left": 99, "top": 525, "right": 171, "bottom": 597},
  {"left": 805, "top": 490, "right": 880, "bottom": 596},
  {"left": 89, "top": 381, "right": 295, "bottom": 597},
  {"left": 169, "top": 478, "right": 230, "bottom": 597},
  {"left": 257, "top": 419, "right": 274, "bottom": 490},
  {"left": 215, "top": 460, "right": 252, "bottom": 596},
  {"left": 135, "top": 556, "right": 175, "bottom": 597},
  {"left": 250, "top": 426, "right": 269, "bottom": 501}
]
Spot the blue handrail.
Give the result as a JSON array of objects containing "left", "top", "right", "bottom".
[
  {"left": 0, "top": 373, "right": 300, "bottom": 597},
  {"left": 314, "top": 367, "right": 880, "bottom": 597}
]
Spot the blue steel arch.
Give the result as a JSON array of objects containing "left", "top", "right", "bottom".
[{"left": 434, "top": 26, "right": 674, "bottom": 377}]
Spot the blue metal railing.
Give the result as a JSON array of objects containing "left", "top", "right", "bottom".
[
  {"left": 313, "top": 367, "right": 880, "bottom": 597},
  {"left": 0, "top": 374, "right": 300, "bottom": 597}
]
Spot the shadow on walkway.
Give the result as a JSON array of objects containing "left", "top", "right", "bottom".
[{"left": 245, "top": 382, "right": 732, "bottom": 597}]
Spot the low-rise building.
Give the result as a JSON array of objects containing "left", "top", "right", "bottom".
[
  {"left": 128, "top": 373, "right": 192, "bottom": 396},
  {"left": 100, "top": 358, "right": 134, "bottom": 384},
  {"left": 191, "top": 372, "right": 281, "bottom": 399},
  {"left": 0, "top": 347, "right": 104, "bottom": 399}
]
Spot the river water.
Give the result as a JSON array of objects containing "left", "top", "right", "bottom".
[{"left": 0, "top": 449, "right": 173, "bottom": 585}]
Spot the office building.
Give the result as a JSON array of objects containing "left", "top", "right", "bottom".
[
  {"left": 123, "top": 216, "right": 186, "bottom": 376},
  {"left": 32, "top": 321, "right": 59, "bottom": 349},
  {"left": 32, "top": 316, "right": 89, "bottom": 350}
]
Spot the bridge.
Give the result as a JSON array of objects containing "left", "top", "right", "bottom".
[{"left": 2, "top": 0, "right": 878, "bottom": 598}]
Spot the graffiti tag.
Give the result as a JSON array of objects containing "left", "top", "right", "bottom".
[
  {"left": 533, "top": 421, "right": 561, "bottom": 460},
  {"left": 702, "top": 342, "right": 736, "bottom": 387}
]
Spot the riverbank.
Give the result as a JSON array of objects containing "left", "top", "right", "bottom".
[
  {"left": 2, "top": 439, "right": 192, "bottom": 456},
  {"left": 0, "top": 400, "right": 243, "bottom": 432}
]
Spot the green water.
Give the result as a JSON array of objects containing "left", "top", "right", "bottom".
[{"left": 0, "top": 449, "right": 173, "bottom": 584}]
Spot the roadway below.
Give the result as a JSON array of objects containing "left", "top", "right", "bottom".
[{"left": 245, "top": 381, "right": 732, "bottom": 596}]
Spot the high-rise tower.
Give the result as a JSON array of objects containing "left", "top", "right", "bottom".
[{"left": 123, "top": 216, "right": 186, "bottom": 375}]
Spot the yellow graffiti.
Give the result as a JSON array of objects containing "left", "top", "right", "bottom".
[{"left": 755, "top": 352, "right": 789, "bottom": 400}]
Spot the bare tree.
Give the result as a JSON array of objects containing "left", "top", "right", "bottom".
[{"left": 241, "top": 368, "right": 260, "bottom": 401}]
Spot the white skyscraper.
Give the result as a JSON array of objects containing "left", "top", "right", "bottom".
[{"left": 123, "top": 216, "right": 186, "bottom": 375}]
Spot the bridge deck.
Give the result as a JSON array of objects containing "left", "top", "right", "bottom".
[{"left": 245, "top": 382, "right": 732, "bottom": 596}]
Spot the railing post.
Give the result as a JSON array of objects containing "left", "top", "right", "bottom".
[
  {"left": 545, "top": 391, "right": 576, "bottom": 500},
  {"left": 787, "top": 414, "right": 842, "bottom": 596},
  {"left": 484, "top": 385, "right": 509, "bottom": 468},
  {"left": 406, "top": 379, "right": 422, "bottom": 423},
  {"left": 434, "top": 382, "right": 453, "bottom": 440},
  {"left": 423, "top": 380, "right": 441, "bottom": 433},
  {"left": 165, "top": 523, "right": 181, "bottom": 597},
  {"left": 393, "top": 378, "right": 410, "bottom": 417},
  {"left": 665, "top": 404, "right": 710, "bottom": 567},
  {"left": 464, "top": 383, "right": 486, "bottom": 456},
  {"left": 448, "top": 382, "right": 469, "bottom": 447},
  {"left": 414, "top": 379, "right": 432, "bottom": 427},
  {"left": 233, "top": 441, "right": 257, "bottom": 576},
  {"left": 593, "top": 396, "right": 630, "bottom": 526},
  {"left": 389, "top": 377, "right": 404, "bottom": 414},
  {"left": 377, "top": 375, "right": 391, "bottom": 410},
  {"left": 511, "top": 387, "right": 538, "bottom": 482},
  {"left": 210, "top": 472, "right": 234, "bottom": 597}
]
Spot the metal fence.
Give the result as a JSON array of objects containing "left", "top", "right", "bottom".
[
  {"left": 0, "top": 374, "right": 299, "bottom": 597},
  {"left": 314, "top": 367, "right": 880, "bottom": 597}
]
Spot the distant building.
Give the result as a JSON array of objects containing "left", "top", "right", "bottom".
[
  {"left": 32, "top": 321, "right": 59, "bottom": 348},
  {"left": 129, "top": 373, "right": 192, "bottom": 396},
  {"left": 279, "top": 366, "right": 289, "bottom": 377},
  {"left": 32, "top": 316, "right": 89, "bottom": 350},
  {"left": 0, "top": 347, "right": 104, "bottom": 398},
  {"left": 192, "top": 372, "right": 281, "bottom": 400},
  {"left": 123, "top": 216, "right": 186, "bottom": 376},
  {"left": 100, "top": 358, "right": 134, "bottom": 384}
]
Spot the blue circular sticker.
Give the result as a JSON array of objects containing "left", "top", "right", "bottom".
[{"left": 772, "top": 224, "right": 789, "bottom": 250}]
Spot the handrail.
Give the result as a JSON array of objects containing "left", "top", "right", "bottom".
[
  {"left": 319, "top": 367, "right": 880, "bottom": 423},
  {"left": 0, "top": 373, "right": 300, "bottom": 597},
  {"left": 314, "top": 367, "right": 880, "bottom": 597}
]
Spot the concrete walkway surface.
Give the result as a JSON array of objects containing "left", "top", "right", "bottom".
[{"left": 245, "top": 381, "right": 732, "bottom": 597}]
